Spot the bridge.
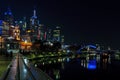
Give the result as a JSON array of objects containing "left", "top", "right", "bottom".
[
  {"left": 76, "top": 44, "right": 117, "bottom": 54},
  {"left": 0, "top": 53, "right": 53, "bottom": 80}
]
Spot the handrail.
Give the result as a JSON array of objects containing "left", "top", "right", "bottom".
[
  {"left": 16, "top": 53, "right": 20, "bottom": 80},
  {"left": 0, "top": 54, "right": 53, "bottom": 80},
  {"left": 20, "top": 54, "right": 36, "bottom": 80},
  {"left": 25, "top": 59, "right": 53, "bottom": 80}
]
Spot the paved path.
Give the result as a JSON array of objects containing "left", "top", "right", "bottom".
[
  {"left": 2, "top": 53, "right": 53, "bottom": 80},
  {"left": 4, "top": 55, "right": 18, "bottom": 80},
  {"left": 18, "top": 54, "right": 35, "bottom": 80}
]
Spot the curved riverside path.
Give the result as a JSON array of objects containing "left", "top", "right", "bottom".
[
  {"left": 0, "top": 53, "right": 53, "bottom": 80},
  {"left": 0, "top": 54, "right": 18, "bottom": 80}
]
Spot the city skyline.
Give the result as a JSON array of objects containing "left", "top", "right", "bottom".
[{"left": 0, "top": 0, "right": 120, "bottom": 49}]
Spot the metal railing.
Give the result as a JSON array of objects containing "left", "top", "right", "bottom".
[{"left": 0, "top": 53, "right": 53, "bottom": 80}]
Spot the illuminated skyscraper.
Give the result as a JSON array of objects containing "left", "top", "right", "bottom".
[
  {"left": 13, "top": 25, "right": 20, "bottom": 41},
  {"left": 29, "top": 9, "right": 40, "bottom": 41},
  {"left": 37, "top": 24, "right": 46, "bottom": 41},
  {"left": 53, "top": 26, "right": 61, "bottom": 42},
  {"left": 15, "top": 17, "right": 27, "bottom": 35},
  {"left": 4, "top": 7, "right": 14, "bottom": 37},
  {"left": 61, "top": 35, "right": 64, "bottom": 43},
  {"left": 30, "top": 9, "right": 39, "bottom": 31},
  {"left": 0, "top": 20, "right": 3, "bottom": 36},
  {"left": 47, "top": 29, "right": 52, "bottom": 41},
  {"left": 4, "top": 7, "right": 14, "bottom": 26}
]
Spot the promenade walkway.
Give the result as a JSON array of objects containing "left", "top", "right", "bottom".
[
  {"left": 0, "top": 53, "right": 53, "bottom": 80},
  {"left": 0, "top": 54, "right": 18, "bottom": 80}
]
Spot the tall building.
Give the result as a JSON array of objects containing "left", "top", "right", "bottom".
[
  {"left": 30, "top": 9, "right": 39, "bottom": 31},
  {"left": 61, "top": 35, "right": 64, "bottom": 44},
  {"left": 4, "top": 7, "right": 14, "bottom": 37},
  {"left": 0, "top": 20, "right": 3, "bottom": 36},
  {"left": 37, "top": 24, "right": 46, "bottom": 41},
  {"left": 12, "top": 25, "right": 20, "bottom": 41},
  {"left": 47, "top": 28, "right": 52, "bottom": 41},
  {"left": 0, "top": 20, "right": 4, "bottom": 49},
  {"left": 0, "top": 20, "right": 8, "bottom": 49},
  {"left": 15, "top": 17, "right": 27, "bottom": 35},
  {"left": 53, "top": 26, "right": 61, "bottom": 42},
  {"left": 29, "top": 9, "right": 40, "bottom": 41},
  {"left": 4, "top": 7, "right": 14, "bottom": 26}
]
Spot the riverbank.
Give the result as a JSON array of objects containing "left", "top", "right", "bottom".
[
  {"left": 0, "top": 55, "right": 14, "bottom": 77},
  {"left": 23, "top": 52, "right": 73, "bottom": 60}
]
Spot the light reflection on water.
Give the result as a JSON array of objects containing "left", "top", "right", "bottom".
[
  {"left": 32, "top": 57, "right": 72, "bottom": 80},
  {"left": 87, "top": 59, "right": 96, "bottom": 70},
  {"left": 31, "top": 54, "right": 120, "bottom": 80}
]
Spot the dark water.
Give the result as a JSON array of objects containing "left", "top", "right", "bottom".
[{"left": 32, "top": 54, "right": 120, "bottom": 80}]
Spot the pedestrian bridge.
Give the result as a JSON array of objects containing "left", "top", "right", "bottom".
[
  {"left": 0, "top": 53, "right": 53, "bottom": 80},
  {"left": 76, "top": 44, "right": 116, "bottom": 54}
]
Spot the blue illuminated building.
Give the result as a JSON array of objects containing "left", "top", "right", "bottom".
[
  {"left": 0, "top": 20, "right": 2, "bottom": 26},
  {"left": 4, "top": 7, "right": 14, "bottom": 25},
  {"left": 0, "top": 20, "right": 3, "bottom": 35},
  {"left": 29, "top": 9, "right": 40, "bottom": 41},
  {"left": 30, "top": 9, "right": 39, "bottom": 30}
]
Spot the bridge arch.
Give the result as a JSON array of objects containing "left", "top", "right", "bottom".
[{"left": 77, "top": 44, "right": 97, "bottom": 54}]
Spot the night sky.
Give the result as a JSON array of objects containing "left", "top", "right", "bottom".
[{"left": 0, "top": 0, "right": 120, "bottom": 49}]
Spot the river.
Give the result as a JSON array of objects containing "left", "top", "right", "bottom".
[{"left": 30, "top": 53, "right": 120, "bottom": 80}]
